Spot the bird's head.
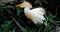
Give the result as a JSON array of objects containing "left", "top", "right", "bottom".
[{"left": 16, "top": 1, "right": 32, "bottom": 8}]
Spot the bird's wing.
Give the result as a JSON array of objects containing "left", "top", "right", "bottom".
[
  {"left": 31, "top": 7, "right": 46, "bottom": 15},
  {"left": 28, "top": 8, "right": 46, "bottom": 24}
]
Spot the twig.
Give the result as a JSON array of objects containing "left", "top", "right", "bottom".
[
  {"left": 10, "top": 15, "right": 24, "bottom": 31},
  {"left": 43, "top": 0, "right": 47, "bottom": 4},
  {"left": 4, "top": 6, "right": 15, "bottom": 10},
  {"left": 4, "top": 7, "right": 24, "bottom": 31}
]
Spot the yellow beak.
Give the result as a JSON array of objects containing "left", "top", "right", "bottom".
[{"left": 16, "top": 4, "right": 23, "bottom": 7}]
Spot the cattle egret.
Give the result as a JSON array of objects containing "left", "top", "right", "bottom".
[{"left": 16, "top": 1, "right": 47, "bottom": 25}]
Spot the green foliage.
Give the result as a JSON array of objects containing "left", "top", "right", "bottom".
[
  {"left": 16, "top": 8, "right": 21, "bottom": 16},
  {"left": 23, "top": 27, "right": 36, "bottom": 32},
  {"left": 0, "top": 3, "right": 13, "bottom": 32},
  {"left": 0, "top": 21, "right": 12, "bottom": 32}
]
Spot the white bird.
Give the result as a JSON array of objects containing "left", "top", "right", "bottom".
[{"left": 16, "top": 1, "right": 47, "bottom": 25}]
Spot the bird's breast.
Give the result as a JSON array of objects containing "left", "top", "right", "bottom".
[{"left": 24, "top": 11, "right": 33, "bottom": 20}]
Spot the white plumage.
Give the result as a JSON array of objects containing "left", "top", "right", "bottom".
[
  {"left": 16, "top": 1, "right": 46, "bottom": 25},
  {"left": 26, "top": 8, "right": 45, "bottom": 24}
]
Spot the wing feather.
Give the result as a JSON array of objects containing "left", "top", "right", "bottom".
[{"left": 28, "top": 8, "right": 46, "bottom": 24}]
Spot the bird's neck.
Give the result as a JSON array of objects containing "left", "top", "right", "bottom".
[{"left": 24, "top": 7, "right": 32, "bottom": 12}]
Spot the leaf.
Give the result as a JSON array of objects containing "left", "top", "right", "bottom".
[{"left": 0, "top": 21, "right": 13, "bottom": 32}]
